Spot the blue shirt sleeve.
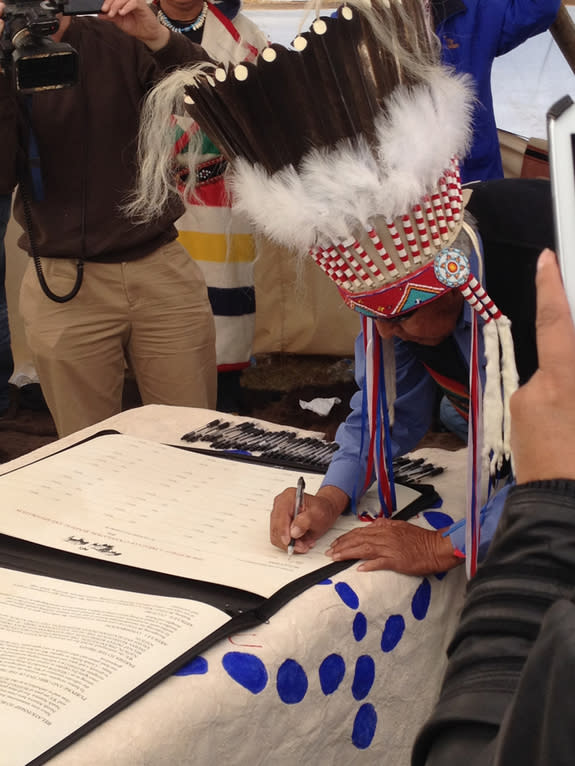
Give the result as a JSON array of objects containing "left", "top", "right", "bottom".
[
  {"left": 321, "top": 333, "right": 371, "bottom": 499},
  {"left": 446, "top": 482, "right": 512, "bottom": 559}
]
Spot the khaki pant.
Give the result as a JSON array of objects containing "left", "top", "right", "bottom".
[{"left": 20, "top": 240, "right": 216, "bottom": 437}]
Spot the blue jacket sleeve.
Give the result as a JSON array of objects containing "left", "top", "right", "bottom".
[
  {"left": 497, "top": 0, "right": 560, "bottom": 56},
  {"left": 322, "top": 332, "right": 436, "bottom": 500}
]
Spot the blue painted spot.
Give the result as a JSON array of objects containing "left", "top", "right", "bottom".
[
  {"left": 222, "top": 652, "right": 268, "bottom": 694},
  {"left": 335, "top": 581, "right": 360, "bottom": 610},
  {"left": 317, "top": 578, "right": 333, "bottom": 585},
  {"left": 381, "top": 614, "right": 405, "bottom": 652},
  {"left": 173, "top": 655, "right": 208, "bottom": 676},
  {"left": 352, "top": 655, "right": 375, "bottom": 700},
  {"left": 429, "top": 496, "right": 444, "bottom": 509},
  {"left": 353, "top": 612, "right": 367, "bottom": 641},
  {"left": 352, "top": 703, "right": 377, "bottom": 749},
  {"left": 411, "top": 578, "right": 431, "bottom": 621},
  {"left": 423, "top": 510, "right": 454, "bottom": 529},
  {"left": 435, "top": 571, "right": 447, "bottom": 581},
  {"left": 319, "top": 654, "right": 346, "bottom": 695},
  {"left": 277, "top": 659, "right": 308, "bottom": 704}
]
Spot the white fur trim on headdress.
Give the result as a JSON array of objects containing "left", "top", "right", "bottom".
[
  {"left": 482, "top": 319, "right": 504, "bottom": 474},
  {"left": 230, "top": 69, "right": 475, "bottom": 252},
  {"left": 373, "top": 70, "right": 475, "bottom": 219}
]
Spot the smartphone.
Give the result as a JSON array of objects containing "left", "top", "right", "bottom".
[{"left": 547, "top": 95, "right": 575, "bottom": 323}]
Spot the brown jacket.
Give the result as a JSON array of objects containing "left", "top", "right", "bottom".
[{"left": 1, "top": 17, "right": 205, "bottom": 261}]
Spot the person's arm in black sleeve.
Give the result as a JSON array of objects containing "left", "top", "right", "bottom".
[
  {"left": 413, "top": 248, "right": 575, "bottom": 766},
  {"left": 412, "top": 480, "right": 575, "bottom": 766}
]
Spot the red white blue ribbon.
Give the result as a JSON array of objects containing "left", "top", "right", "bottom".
[
  {"left": 465, "top": 309, "right": 482, "bottom": 578},
  {"left": 361, "top": 316, "right": 396, "bottom": 517}
]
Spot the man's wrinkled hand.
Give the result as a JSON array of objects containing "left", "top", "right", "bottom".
[
  {"left": 326, "top": 517, "right": 461, "bottom": 576},
  {"left": 270, "top": 484, "right": 348, "bottom": 555}
]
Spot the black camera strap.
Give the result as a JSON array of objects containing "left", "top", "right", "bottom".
[{"left": 19, "top": 93, "right": 84, "bottom": 303}]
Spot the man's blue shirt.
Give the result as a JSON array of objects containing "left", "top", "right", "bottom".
[{"left": 322, "top": 247, "right": 511, "bottom": 559}]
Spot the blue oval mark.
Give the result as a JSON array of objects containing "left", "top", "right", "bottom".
[
  {"left": 222, "top": 652, "right": 268, "bottom": 694},
  {"left": 351, "top": 655, "right": 375, "bottom": 701},
  {"left": 352, "top": 703, "right": 377, "bottom": 749},
  {"left": 335, "top": 581, "right": 360, "bottom": 610},
  {"left": 173, "top": 655, "right": 208, "bottom": 676},
  {"left": 411, "top": 578, "right": 431, "bottom": 621},
  {"left": 353, "top": 612, "right": 367, "bottom": 641},
  {"left": 317, "top": 578, "right": 333, "bottom": 585},
  {"left": 277, "top": 659, "right": 308, "bottom": 704},
  {"left": 381, "top": 614, "right": 405, "bottom": 652},
  {"left": 423, "top": 510, "right": 453, "bottom": 529},
  {"left": 319, "top": 654, "right": 346, "bottom": 695}
]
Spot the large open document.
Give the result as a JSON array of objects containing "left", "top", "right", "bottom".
[{"left": 0, "top": 433, "right": 436, "bottom": 765}]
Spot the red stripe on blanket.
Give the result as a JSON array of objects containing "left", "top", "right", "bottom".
[{"left": 185, "top": 176, "right": 231, "bottom": 207}]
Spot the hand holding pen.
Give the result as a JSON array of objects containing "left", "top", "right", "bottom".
[
  {"left": 271, "top": 482, "right": 349, "bottom": 556},
  {"left": 287, "top": 477, "right": 305, "bottom": 556}
]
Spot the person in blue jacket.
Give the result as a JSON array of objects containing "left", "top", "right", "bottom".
[
  {"left": 432, "top": 0, "right": 560, "bottom": 183},
  {"left": 329, "top": 0, "right": 560, "bottom": 182},
  {"left": 429, "top": 0, "right": 559, "bottom": 438}
]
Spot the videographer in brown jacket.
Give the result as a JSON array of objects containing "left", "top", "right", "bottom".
[{"left": 0, "top": 0, "right": 217, "bottom": 436}]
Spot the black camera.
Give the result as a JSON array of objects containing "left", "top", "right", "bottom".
[{"left": 1, "top": 0, "right": 103, "bottom": 93}]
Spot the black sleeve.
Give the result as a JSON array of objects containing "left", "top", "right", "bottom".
[{"left": 412, "top": 480, "right": 575, "bottom": 766}]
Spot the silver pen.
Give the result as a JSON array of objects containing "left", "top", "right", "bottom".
[{"left": 287, "top": 476, "right": 305, "bottom": 557}]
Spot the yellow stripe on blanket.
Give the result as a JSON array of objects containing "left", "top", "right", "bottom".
[{"left": 177, "top": 231, "right": 255, "bottom": 264}]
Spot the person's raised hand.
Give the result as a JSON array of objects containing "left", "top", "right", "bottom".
[
  {"left": 270, "top": 484, "right": 348, "bottom": 554},
  {"left": 325, "top": 517, "right": 461, "bottom": 575},
  {"left": 99, "top": 0, "right": 169, "bottom": 50},
  {"left": 510, "top": 248, "right": 575, "bottom": 483}
]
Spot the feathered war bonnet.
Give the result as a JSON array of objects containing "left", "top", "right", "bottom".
[{"left": 180, "top": 0, "right": 518, "bottom": 576}]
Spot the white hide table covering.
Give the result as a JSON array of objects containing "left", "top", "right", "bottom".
[{"left": 1, "top": 405, "right": 468, "bottom": 765}]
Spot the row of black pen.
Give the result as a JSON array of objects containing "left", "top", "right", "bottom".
[
  {"left": 182, "top": 419, "right": 339, "bottom": 469},
  {"left": 181, "top": 419, "right": 444, "bottom": 482}
]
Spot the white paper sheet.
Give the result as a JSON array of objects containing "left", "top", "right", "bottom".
[
  {"left": 0, "top": 568, "right": 230, "bottom": 766},
  {"left": 0, "top": 434, "right": 421, "bottom": 597}
]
